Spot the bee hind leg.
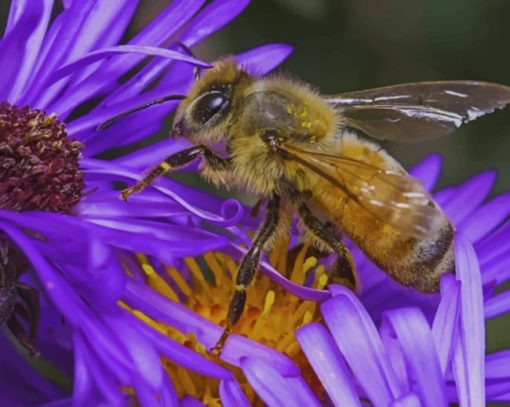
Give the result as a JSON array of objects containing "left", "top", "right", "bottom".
[
  {"left": 211, "top": 193, "right": 281, "bottom": 356},
  {"left": 298, "top": 202, "right": 360, "bottom": 292}
]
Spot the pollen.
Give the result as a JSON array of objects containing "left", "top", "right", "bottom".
[
  {"left": 131, "top": 237, "right": 330, "bottom": 404},
  {"left": 0, "top": 102, "right": 84, "bottom": 213}
]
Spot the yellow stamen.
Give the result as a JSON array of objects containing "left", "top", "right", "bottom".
[
  {"left": 128, "top": 235, "right": 341, "bottom": 404},
  {"left": 165, "top": 265, "right": 192, "bottom": 296},
  {"left": 137, "top": 254, "right": 178, "bottom": 302}
]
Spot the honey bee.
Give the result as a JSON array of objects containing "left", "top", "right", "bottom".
[{"left": 103, "top": 58, "right": 510, "bottom": 353}]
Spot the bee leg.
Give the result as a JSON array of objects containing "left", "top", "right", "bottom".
[
  {"left": 211, "top": 193, "right": 281, "bottom": 355},
  {"left": 120, "top": 145, "right": 231, "bottom": 201},
  {"left": 250, "top": 198, "right": 265, "bottom": 218},
  {"left": 298, "top": 202, "right": 360, "bottom": 292}
]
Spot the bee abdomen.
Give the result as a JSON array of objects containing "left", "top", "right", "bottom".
[{"left": 389, "top": 221, "right": 455, "bottom": 292}]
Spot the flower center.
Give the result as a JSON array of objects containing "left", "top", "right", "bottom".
[
  {"left": 131, "top": 236, "right": 330, "bottom": 405},
  {"left": 0, "top": 101, "right": 84, "bottom": 213}
]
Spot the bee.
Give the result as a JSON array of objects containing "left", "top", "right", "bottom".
[{"left": 103, "top": 58, "right": 510, "bottom": 353}]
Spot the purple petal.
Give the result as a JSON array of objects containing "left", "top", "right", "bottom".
[
  {"left": 82, "top": 159, "right": 244, "bottom": 226},
  {"left": 486, "top": 351, "right": 510, "bottom": 380},
  {"left": 102, "top": 316, "right": 164, "bottom": 392},
  {"left": 159, "top": 375, "right": 180, "bottom": 407},
  {"left": 378, "top": 324, "right": 408, "bottom": 390},
  {"left": 50, "top": 45, "right": 210, "bottom": 84},
  {"left": 408, "top": 154, "right": 442, "bottom": 192},
  {"left": 390, "top": 393, "right": 421, "bottom": 407},
  {"left": 296, "top": 322, "right": 361, "bottom": 406},
  {"left": 4, "top": 0, "right": 53, "bottom": 101},
  {"left": 236, "top": 43, "right": 294, "bottom": 76},
  {"left": 179, "top": 0, "right": 250, "bottom": 47},
  {"left": 19, "top": 2, "right": 97, "bottom": 105},
  {"left": 4, "top": 0, "right": 30, "bottom": 34},
  {"left": 72, "top": 331, "right": 94, "bottom": 406},
  {"left": 431, "top": 275, "right": 461, "bottom": 376},
  {"left": 130, "top": 314, "right": 231, "bottom": 380},
  {"left": 49, "top": 0, "right": 207, "bottom": 116},
  {"left": 63, "top": 1, "right": 136, "bottom": 61},
  {"left": 381, "top": 308, "right": 448, "bottom": 407},
  {"left": 452, "top": 233, "right": 485, "bottom": 406},
  {"left": 441, "top": 172, "right": 496, "bottom": 226},
  {"left": 322, "top": 285, "right": 403, "bottom": 406},
  {"left": 79, "top": 193, "right": 192, "bottom": 219},
  {"left": 181, "top": 396, "right": 206, "bottom": 407},
  {"left": 459, "top": 193, "right": 510, "bottom": 243},
  {"left": 0, "top": 2, "right": 45, "bottom": 101},
  {"left": 484, "top": 352, "right": 510, "bottom": 401},
  {"left": 36, "top": 1, "right": 139, "bottom": 108},
  {"left": 76, "top": 334, "right": 126, "bottom": 406},
  {"left": 478, "top": 224, "right": 510, "bottom": 284},
  {"left": 434, "top": 187, "right": 457, "bottom": 207},
  {"left": 124, "top": 279, "right": 298, "bottom": 376},
  {"left": 219, "top": 380, "right": 250, "bottom": 407},
  {"left": 132, "top": 374, "right": 161, "bottom": 407},
  {"left": 484, "top": 291, "right": 510, "bottom": 319},
  {"left": 88, "top": 222, "right": 228, "bottom": 260},
  {"left": 39, "top": 398, "right": 75, "bottom": 407},
  {"left": 241, "top": 357, "right": 321, "bottom": 407}
]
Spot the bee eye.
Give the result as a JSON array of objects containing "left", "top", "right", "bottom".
[{"left": 193, "top": 91, "right": 230, "bottom": 124}]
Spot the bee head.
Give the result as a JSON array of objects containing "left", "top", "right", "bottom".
[{"left": 173, "top": 58, "right": 253, "bottom": 145}]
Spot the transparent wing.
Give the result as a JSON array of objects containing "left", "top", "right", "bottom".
[
  {"left": 326, "top": 81, "right": 510, "bottom": 142},
  {"left": 282, "top": 145, "right": 446, "bottom": 238}
]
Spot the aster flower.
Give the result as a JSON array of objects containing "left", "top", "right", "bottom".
[
  {"left": 123, "top": 154, "right": 510, "bottom": 406},
  {"left": 0, "top": 0, "right": 292, "bottom": 405}
]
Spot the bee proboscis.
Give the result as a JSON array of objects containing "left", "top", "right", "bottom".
[{"left": 104, "top": 58, "right": 510, "bottom": 354}]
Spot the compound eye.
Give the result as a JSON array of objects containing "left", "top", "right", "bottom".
[{"left": 193, "top": 91, "right": 230, "bottom": 124}]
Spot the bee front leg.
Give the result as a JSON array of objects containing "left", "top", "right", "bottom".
[
  {"left": 298, "top": 202, "right": 360, "bottom": 292},
  {"left": 120, "top": 145, "right": 231, "bottom": 201},
  {"left": 211, "top": 193, "right": 281, "bottom": 355}
]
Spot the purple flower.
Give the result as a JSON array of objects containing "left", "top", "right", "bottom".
[
  {"left": 126, "top": 155, "right": 510, "bottom": 406},
  {"left": 0, "top": 0, "right": 292, "bottom": 405}
]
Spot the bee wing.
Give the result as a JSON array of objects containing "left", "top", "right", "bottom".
[
  {"left": 325, "top": 81, "right": 510, "bottom": 142},
  {"left": 282, "top": 145, "right": 446, "bottom": 239}
]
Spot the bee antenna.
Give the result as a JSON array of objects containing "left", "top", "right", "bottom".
[
  {"left": 96, "top": 94, "right": 186, "bottom": 131},
  {"left": 173, "top": 41, "right": 203, "bottom": 80}
]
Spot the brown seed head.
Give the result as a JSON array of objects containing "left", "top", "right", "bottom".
[{"left": 0, "top": 102, "right": 84, "bottom": 213}]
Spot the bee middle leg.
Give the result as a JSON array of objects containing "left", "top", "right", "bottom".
[
  {"left": 298, "top": 202, "right": 360, "bottom": 292},
  {"left": 211, "top": 193, "right": 281, "bottom": 355}
]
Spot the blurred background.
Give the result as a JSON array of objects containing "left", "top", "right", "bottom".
[{"left": 1, "top": 0, "right": 509, "bottom": 354}]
